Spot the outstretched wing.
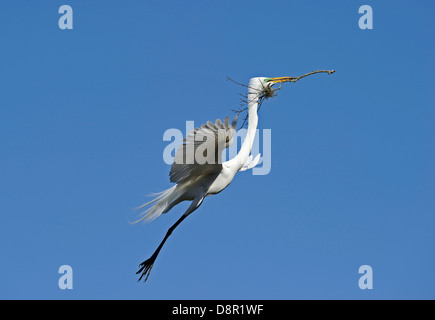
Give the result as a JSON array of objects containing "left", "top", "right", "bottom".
[{"left": 169, "top": 115, "right": 238, "bottom": 184}]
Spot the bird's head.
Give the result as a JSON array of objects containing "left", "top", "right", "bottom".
[{"left": 248, "top": 76, "right": 295, "bottom": 101}]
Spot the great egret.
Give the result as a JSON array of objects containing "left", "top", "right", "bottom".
[{"left": 136, "top": 71, "right": 335, "bottom": 282}]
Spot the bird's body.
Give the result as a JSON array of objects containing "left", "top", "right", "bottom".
[
  {"left": 135, "top": 72, "right": 335, "bottom": 281},
  {"left": 135, "top": 77, "right": 266, "bottom": 281}
]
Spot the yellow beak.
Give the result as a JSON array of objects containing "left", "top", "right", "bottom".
[
  {"left": 266, "top": 77, "right": 296, "bottom": 84},
  {"left": 266, "top": 70, "right": 336, "bottom": 84}
]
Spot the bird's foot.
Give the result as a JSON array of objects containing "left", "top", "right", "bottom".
[{"left": 136, "top": 255, "right": 156, "bottom": 282}]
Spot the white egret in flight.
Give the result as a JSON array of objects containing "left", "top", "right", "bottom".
[{"left": 136, "top": 71, "right": 335, "bottom": 282}]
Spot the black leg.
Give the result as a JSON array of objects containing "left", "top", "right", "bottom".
[{"left": 137, "top": 196, "right": 204, "bottom": 282}]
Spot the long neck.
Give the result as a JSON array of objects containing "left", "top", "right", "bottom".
[{"left": 229, "top": 90, "right": 259, "bottom": 170}]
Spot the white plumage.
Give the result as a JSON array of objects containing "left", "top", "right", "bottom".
[{"left": 134, "top": 74, "right": 329, "bottom": 282}]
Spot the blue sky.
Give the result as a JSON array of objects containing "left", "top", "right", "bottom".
[{"left": 0, "top": 1, "right": 434, "bottom": 299}]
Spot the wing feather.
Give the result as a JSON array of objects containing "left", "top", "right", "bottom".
[{"left": 169, "top": 115, "right": 238, "bottom": 184}]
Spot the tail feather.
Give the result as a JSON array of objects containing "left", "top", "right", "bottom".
[{"left": 133, "top": 185, "right": 178, "bottom": 224}]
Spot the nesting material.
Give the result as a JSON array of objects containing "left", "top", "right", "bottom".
[{"left": 227, "top": 70, "right": 335, "bottom": 128}]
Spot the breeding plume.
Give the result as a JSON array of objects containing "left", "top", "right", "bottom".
[{"left": 136, "top": 71, "right": 335, "bottom": 282}]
